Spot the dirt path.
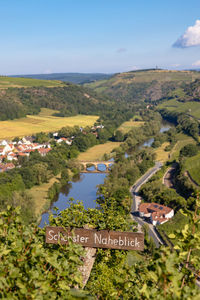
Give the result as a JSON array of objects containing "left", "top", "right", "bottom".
[{"left": 162, "top": 163, "right": 178, "bottom": 188}]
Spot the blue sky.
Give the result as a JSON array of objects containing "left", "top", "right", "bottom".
[{"left": 1, "top": 0, "right": 200, "bottom": 74}]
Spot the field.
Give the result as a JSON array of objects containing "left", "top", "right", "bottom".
[
  {"left": 153, "top": 142, "right": 170, "bottom": 163},
  {"left": 170, "top": 133, "right": 196, "bottom": 161},
  {"left": 183, "top": 153, "right": 200, "bottom": 186},
  {"left": 78, "top": 142, "right": 121, "bottom": 161},
  {"left": 118, "top": 120, "right": 144, "bottom": 133},
  {"left": 158, "top": 99, "right": 200, "bottom": 119},
  {"left": 0, "top": 76, "right": 64, "bottom": 88},
  {"left": 28, "top": 175, "right": 61, "bottom": 216},
  {"left": 0, "top": 108, "right": 98, "bottom": 140}
]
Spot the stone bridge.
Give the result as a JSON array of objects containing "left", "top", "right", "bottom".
[{"left": 79, "top": 161, "right": 114, "bottom": 173}]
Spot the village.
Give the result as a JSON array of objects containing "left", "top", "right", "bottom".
[{"left": 0, "top": 124, "right": 104, "bottom": 173}]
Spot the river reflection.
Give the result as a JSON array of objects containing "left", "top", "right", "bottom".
[
  {"left": 39, "top": 120, "right": 172, "bottom": 228},
  {"left": 39, "top": 173, "right": 106, "bottom": 228}
]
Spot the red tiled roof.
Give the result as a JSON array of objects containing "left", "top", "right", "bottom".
[
  {"left": 38, "top": 148, "right": 51, "bottom": 154},
  {"left": 139, "top": 202, "right": 172, "bottom": 215}
]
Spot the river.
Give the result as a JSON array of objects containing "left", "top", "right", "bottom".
[{"left": 39, "top": 121, "right": 171, "bottom": 227}]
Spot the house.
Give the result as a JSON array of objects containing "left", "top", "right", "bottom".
[
  {"left": 0, "top": 144, "right": 13, "bottom": 155},
  {"left": 7, "top": 152, "right": 17, "bottom": 161},
  {"left": 0, "top": 163, "right": 15, "bottom": 172},
  {"left": 56, "top": 138, "right": 72, "bottom": 145},
  {"left": 0, "top": 140, "right": 8, "bottom": 146},
  {"left": 22, "top": 137, "right": 32, "bottom": 145},
  {"left": 139, "top": 202, "right": 174, "bottom": 225},
  {"left": 38, "top": 148, "right": 51, "bottom": 157}
]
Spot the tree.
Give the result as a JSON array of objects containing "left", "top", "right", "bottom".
[
  {"left": 32, "top": 163, "right": 52, "bottom": 185},
  {"left": 180, "top": 144, "right": 198, "bottom": 157},
  {"left": 114, "top": 130, "right": 124, "bottom": 142},
  {"left": 34, "top": 132, "right": 49, "bottom": 143}
]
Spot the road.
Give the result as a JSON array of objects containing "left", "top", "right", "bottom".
[{"left": 130, "top": 161, "right": 164, "bottom": 247}]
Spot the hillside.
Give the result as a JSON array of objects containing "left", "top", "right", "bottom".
[
  {"left": 0, "top": 76, "right": 64, "bottom": 88},
  {"left": 0, "top": 82, "right": 112, "bottom": 121},
  {"left": 0, "top": 108, "right": 98, "bottom": 140},
  {"left": 12, "top": 73, "right": 112, "bottom": 84},
  {"left": 85, "top": 69, "right": 200, "bottom": 102}
]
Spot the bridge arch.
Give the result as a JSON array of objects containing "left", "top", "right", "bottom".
[{"left": 79, "top": 161, "right": 113, "bottom": 173}]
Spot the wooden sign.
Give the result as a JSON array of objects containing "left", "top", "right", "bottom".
[{"left": 46, "top": 226, "right": 144, "bottom": 251}]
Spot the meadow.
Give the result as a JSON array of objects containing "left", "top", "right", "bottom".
[
  {"left": 153, "top": 142, "right": 170, "bottom": 163},
  {"left": 78, "top": 142, "right": 121, "bottom": 161},
  {"left": 170, "top": 133, "right": 196, "bottom": 161},
  {"left": 29, "top": 174, "right": 61, "bottom": 216},
  {"left": 0, "top": 76, "right": 64, "bottom": 88},
  {"left": 86, "top": 70, "right": 200, "bottom": 91},
  {"left": 118, "top": 120, "right": 144, "bottom": 133},
  {"left": 183, "top": 153, "right": 200, "bottom": 186},
  {"left": 158, "top": 99, "right": 200, "bottom": 119},
  {"left": 0, "top": 108, "right": 98, "bottom": 140}
]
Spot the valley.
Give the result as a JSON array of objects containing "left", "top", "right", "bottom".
[{"left": 1, "top": 70, "right": 200, "bottom": 298}]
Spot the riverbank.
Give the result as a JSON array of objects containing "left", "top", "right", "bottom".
[
  {"left": 78, "top": 142, "right": 121, "bottom": 161},
  {"left": 38, "top": 118, "right": 172, "bottom": 227},
  {"left": 28, "top": 174, "right": 61, "bottom": 217},
  {"left": 39, "top": 172, "right": 106, "bottom": 227}
]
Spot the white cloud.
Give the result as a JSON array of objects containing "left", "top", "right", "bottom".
[
  {"left": 192, "top": 60, "right": 200, "bottom": 67},
  {"left": 171, "top": 63, "right": 181, "bottom": 67},
  {"left": 116, "top": 48, "right": 127, "bottom": 53},
  {"left": 173, "top": 20, "right": 200, "bottom": 48}
]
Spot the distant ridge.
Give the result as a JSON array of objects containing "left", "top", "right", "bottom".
[{"left": 11, "top": 72, "right": 113, "bottom": 85}]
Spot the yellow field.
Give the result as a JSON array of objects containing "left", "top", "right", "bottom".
[
  {"left": 154, "top": 142, "right": 170, "bottom": 163},
  {"left": 118, "top": 121, "right": 144, "bottom": 133},
  {"left": 28, "top": 174, "right": 61, "bottom": 216},
  {"left": 78, "top": 142, "right": 121, "bottom": 161},
  {"left": 0, "top": 108, "right": 98, "bottom": 139}
]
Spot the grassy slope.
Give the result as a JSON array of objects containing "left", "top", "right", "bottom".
[
  {"left": 183, "top": 153, "right": 200, "bottom": 185},
  {"left": 29, "top": 174, "right": 61, "bottom": 216},
  {"left": 170, "top": 133, "right": 196, "bottom": 161},
  {"left": 86, "top": 70, "right": 200, "bottom": 90},
  {"left": 118, "top": 120, "right": 144, "bottom": 133},
  {"left": 85, "top": 70, "right": 200, "bottom": 105},
  {"left": 158, "top": 99, "right": 200, "bottom": 119},
  {"left": 158, "top": 211, "right": 189, "bottom": 244},
  {"left": 0, "top": 108, "right": 98, "bottom": 140},
  {"left": 153, "top": 142, "right": 170, "bottom": 163},
  {"left": 78, "top": 142, "right": 121, "bottom": 161},
  {"left": 0, "top": 76, "right": 64, "bottom": 88}
]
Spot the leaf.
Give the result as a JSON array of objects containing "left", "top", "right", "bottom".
[
  {"left": 58, "top": 281, "right": 70, "bottom": 290},
  {"left": 174, "top": 245, "right": 180, "bottom": 250},
  {"left": 168, "top": 233, "right": 176, "bottom": 239}
]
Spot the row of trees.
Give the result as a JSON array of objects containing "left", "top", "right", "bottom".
[{"left": 160, "top": 109, "right": 199, "bottom": 141}]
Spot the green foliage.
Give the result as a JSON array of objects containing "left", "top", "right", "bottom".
[
  {"left": 34, "top": 132, "right": 49, "bottom": 143},
  {"left": 180, "top": 144, "right": 199, "bottom": 157},
  {"left": 160, "top": 110, "right": 199, "bottom": 141},
  {"left": 1, "top": 181, "right": 200, "bottom": 299},
  {"left": 114, "top": 130, "right": 124, "bottom": 142},
  {"left": 0, "top": 206, "right": 85, "bottom": 299},
  {"left": 48, "top": 182, "right": 62, "bottom": 202}
]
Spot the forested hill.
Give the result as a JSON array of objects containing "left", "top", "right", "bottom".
[
  {"left": 0, "top": 81, "right": 130, "bottom": 121},
  {"left": 12, "top": 72, "right": 112, "bottom": 84},
  {"left": 85, "top": 69, "right": 200, "bottom": 103}
]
